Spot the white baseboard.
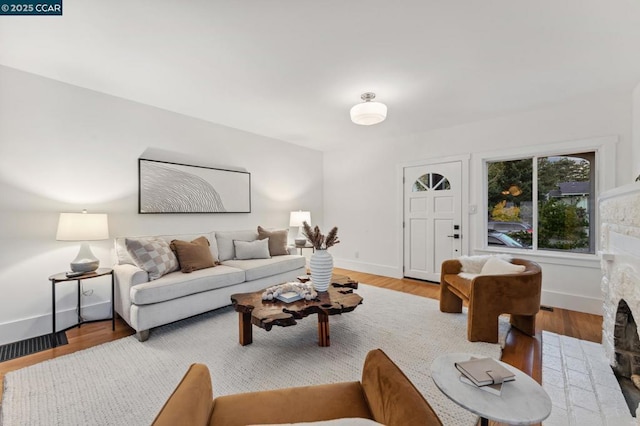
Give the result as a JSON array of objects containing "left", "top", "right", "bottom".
[
  {"left": 541, "top": 290, "right": 603, "bottom": 316},
  {"left": 0, "top": 301, "right": 112, "bottom": 346},
  {"left": 333, "top": 258, "right": 403, "bottom": 279}
]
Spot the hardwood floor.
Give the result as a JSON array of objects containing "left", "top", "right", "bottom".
[{"left": 0, "top": 267, "right": 603, "bottom": 424}]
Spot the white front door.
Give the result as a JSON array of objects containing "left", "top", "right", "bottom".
[{"left": 403, "top": 161, "right": 463, "bottom": 282}]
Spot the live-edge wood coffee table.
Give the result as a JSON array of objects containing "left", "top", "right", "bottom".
[{"left": 230, "top": 275, "right": 362, "bottom": 347}]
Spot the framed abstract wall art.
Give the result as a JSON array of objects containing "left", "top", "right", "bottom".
[{"left": 138, "top": 159, "right": 251, "bottom": 213}]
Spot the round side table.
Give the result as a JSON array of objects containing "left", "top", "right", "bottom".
[
  {"left": 49, "top": 268, "right": 115, "bottom": 347},
  {"left": 431, "top": 352, "right": 551, "bottom": 425}
]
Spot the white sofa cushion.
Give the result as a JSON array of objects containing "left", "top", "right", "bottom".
[
  {"left": 130, "top": 265, "right": 245, "bottom": 305},
  {"left": 223, "top": 255, "right": 306, "bottom": 281},
  {"left": 215, "top": 229, "right": 258, "bottom": 261}
]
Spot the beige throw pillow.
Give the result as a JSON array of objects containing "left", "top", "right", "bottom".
[
  {"left": 257, "top": 226, "right": 289, "bottom": 256},
  {"left": 170, "top": 236, "right": 217, "bottom": 273},
  {"left": 125, "top": 237, "right": 179, "bottom": 280}
]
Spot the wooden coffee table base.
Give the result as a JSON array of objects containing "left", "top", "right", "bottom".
[
  {"left": 231, "top": 275, "right": 361, "bottom": 347},
  {"left": 237, "top": 310, "right": 332, "bottom": 347},
  {"left": 318, "top": 312, "right": 329, "bottom": 347},
  {"left": 238, "top": 311, "right": 253, "bottom": 346}
]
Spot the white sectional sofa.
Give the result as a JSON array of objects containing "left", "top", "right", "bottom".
[{"left": 113, "top": 229, "right": 306, "bottom": 341}]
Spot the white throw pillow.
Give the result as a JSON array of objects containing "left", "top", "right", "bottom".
[
  {"left": 480, "top": 257, "right": 526, "bottom": 275},
  {"left": 458, "top": 254, "right": 512, "bottom": 274},
  {"left": 234, "top": 238, "right": 271, "bottom": 260}
]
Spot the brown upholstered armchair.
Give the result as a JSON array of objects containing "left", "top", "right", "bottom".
[
  {"left": 439, "top": 258, "right": 542, "bottom": 343},
  {"left": 152, "top": 349, "right": 442, "bottom": 426}
]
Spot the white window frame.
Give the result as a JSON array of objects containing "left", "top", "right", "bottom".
[{"left": 473, "top": 135, "right": 617, "bottom": 263}]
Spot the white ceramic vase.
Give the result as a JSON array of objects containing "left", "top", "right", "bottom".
[{"left": 310, "top": 249, "right": 333, "bottom": 292}]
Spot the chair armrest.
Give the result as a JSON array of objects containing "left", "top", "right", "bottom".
[
  {"left": 440, "top": 259, "right": 462, "bottom": 276},
  {"left": 152, "top": 364, "right": 213, "bottom": 426},
  {"left": 361, "top": 349, "right": 442, "bottom": 426}
]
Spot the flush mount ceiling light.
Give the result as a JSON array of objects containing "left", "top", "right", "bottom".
[{"left": 350, "top": 92, "right": 387, "bottom": 125}]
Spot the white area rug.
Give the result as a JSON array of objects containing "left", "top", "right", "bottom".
[
  {"left": 542, "top": 331, "right": 634, "bottom": 426},
  {"left": 1, "top": 284, "right": 508, "bottom": 426}
]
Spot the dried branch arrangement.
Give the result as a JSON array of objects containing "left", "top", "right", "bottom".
[{"left": 302, "top": 221, "right": 340, "bottom": 250}]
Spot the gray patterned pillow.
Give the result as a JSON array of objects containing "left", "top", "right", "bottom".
[{"left": 125, "top": 237, "right": 179, "bottom": 280}]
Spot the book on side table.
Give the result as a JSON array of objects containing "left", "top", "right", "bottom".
[
  {"left": 459, "top": 375, "right": 504, "bottom": 396},
  {"left": 454, "top": 357, "right": 515, "bottom": 396}
]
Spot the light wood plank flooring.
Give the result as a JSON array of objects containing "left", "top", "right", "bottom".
[{"left": 0, "top": 268, "right": 603, "bottom": 425}]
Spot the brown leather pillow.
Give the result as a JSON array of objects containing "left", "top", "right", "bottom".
[
  {"left": 257, "top": 226, "right": 288, "bottom": 256},
  {"left": 170, "top": 236, "right": 216, "bottom": 273}
]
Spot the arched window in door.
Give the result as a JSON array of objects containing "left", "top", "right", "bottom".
[{"left": 412, "top": 173, "right": 451, "bottom": 192}]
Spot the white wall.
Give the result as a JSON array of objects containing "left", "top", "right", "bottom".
[
  {"left": 324, "top": 89, "right": 635, "bottom": 315},
  {"left": 0, "top": 66, "right": 324, "bottom": 345}
]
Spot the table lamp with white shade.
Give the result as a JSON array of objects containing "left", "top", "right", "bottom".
[
  {"left": 289, "top": 210, "right": 311, "bottom": 247},
  {"left": 56, "top": 210, "right": 109, "bottom": 273}
]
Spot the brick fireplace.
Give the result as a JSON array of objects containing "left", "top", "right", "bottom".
[{"left": 600, "top": 182, "right": 640, "bottom": 389}]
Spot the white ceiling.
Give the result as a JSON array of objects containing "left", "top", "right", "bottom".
[{"left": 2, "top": 0, "right": 640, "bottom": 152}]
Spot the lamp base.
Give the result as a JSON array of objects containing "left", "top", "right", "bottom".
[
  {"left": 69, "top": 242, "right": 100, "bottom": 273},
  {"left": 70, "top": 260, "right": 99, "bottom": 273},
  {"left": 295, "top": 226, "right": 308, "bottom": 247}
]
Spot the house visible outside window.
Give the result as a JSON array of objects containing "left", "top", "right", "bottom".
[{"left": 486, "top": 152, "right": 595, "bottom": 254}]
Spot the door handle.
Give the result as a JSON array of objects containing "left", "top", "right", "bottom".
[{"left": 447, "top": 234, "right": 460, "bottom": 239}]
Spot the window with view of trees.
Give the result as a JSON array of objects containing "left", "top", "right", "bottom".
[{"left": 487, "top": 152, "right": 595, "bottom": 254}]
